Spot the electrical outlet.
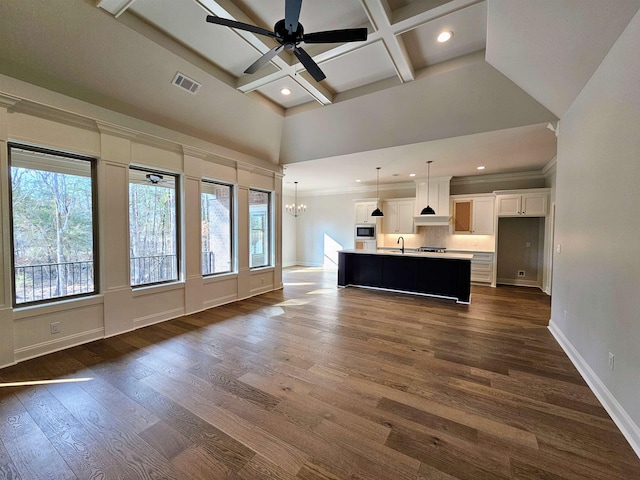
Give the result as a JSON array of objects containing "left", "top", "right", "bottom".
[
  {"left": 50, "top": 322, "right": 61, "bottom": 334},
  {"left": 517, "top": 270, "right": 525, "bottom": 277},
  {"left": 556, "top": 244, "right": 562, "bottom": 254},
  {"left": 608, "top": 352, "right": 615, "bottom": 371},
  {"left": 525, "top": 241, "right": 531, "bottom": 248}
]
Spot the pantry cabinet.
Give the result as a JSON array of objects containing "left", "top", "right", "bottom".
[{"left": 495, "top": 190, "right": 549, "bottom": 217}]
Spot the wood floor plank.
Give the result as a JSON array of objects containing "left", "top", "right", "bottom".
[
  {"left": 47, "top": 382, "right": 185, "bottom": 479},
  {"left": 20, "top": 389, "right": 124, "bottom": 479},
  {"left": 0, "top": 390, "right": 76, "bottom": 480},
  {"left": 0, "top": 438, "right": 22, "bottom": 480},
  {"left": 141, "top": 372, "right": 309, "bottom": 477},
  {"left": 0, "top": 267, "right": 639, "bottom": 479}
]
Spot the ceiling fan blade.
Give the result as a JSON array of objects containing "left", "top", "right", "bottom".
[
  {"left": 285, "top": 0, "right": 302, "bottom": 35},
  {"left": 206, "top": 15, "right": 276, "bottom": 38},
  {"left": 303, "top": 28, "right": 368, "bottom": 44},
  {"left": 244, "top": 45, "right": 284, "bottom": 74},
  {"left": 294, "top": 46, "right": 326, "bottom": 82}
]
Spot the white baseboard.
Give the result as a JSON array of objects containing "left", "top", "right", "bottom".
[
  {"left": 497, "top": 278, "right": 541, "bottom": 288},
  {"left": 133, "top": 307, "right": 185, "bottom": 329},
  {"left": 14, "top": 328, "right": 105, "bottom": 363},
  {"left": 548, "top": 320, "right": 640, "bottom": 459}
]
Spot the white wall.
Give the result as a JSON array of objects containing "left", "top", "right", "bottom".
[
  {"left": 288, "top": 186, "right": 414, "bottom": 267},
  {"left": 0, "top": 79, "right": 282, "bottom": 369},
  {"left": 550, "top": 9, "right": 640, "bottom": 455},
  {"left": 282, "top": 193, "right": 297, "bottom": 267}
]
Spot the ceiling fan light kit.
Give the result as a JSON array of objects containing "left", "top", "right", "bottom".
[{"left": 206, "top": 0, "right": 368, "bottom": 82}]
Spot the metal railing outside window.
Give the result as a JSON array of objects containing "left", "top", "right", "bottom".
[
  {"left": 14, "top": 261, "right": 94, "bottom": 304},
  {"left": 130, "top": 254, "right": 177, "bottom": 286}
]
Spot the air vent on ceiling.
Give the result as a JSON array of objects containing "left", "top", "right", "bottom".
[{"left": 172, "top": 72, "right": 201, "bottom": 94}]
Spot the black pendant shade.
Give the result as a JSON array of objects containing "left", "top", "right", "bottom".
[
  {"left": 421, "top": 160, "right": 435, "bottom": 215},
  {"left": 420, "top": 205, "right": 436, "bottom": 215},
  {"left": 371, "top": 166, "right": 383, "bottom": 217}
]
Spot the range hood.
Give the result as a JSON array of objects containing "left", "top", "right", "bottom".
[
  {"left": 413, "top": 175, "right": 452, "bottom": 227},
  {"left": 413, "top": 215, "right": 451, "bottom": 226}
]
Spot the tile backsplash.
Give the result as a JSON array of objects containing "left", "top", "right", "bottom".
[{"left": 379, "top": 226, "right": 495, "bottom": 252}]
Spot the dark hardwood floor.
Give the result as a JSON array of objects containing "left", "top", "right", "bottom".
[{"left": 1, "top": 266, "right": 639, "bottom": 479}]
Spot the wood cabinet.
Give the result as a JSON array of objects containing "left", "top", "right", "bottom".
[
  {"left": 354, "top": 201, "right": 379, "bottom": 224},
  {"left": 496, "top": 190, "right": 549, "bottom": 217},
  {"left": 383, "top": 198, "right": 415, "bottom": 234},
  {"left": 452, "top": 195, "right": 495, "bottom": 235}
]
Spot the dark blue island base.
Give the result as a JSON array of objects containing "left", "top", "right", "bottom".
[{"left": 338, "top": 250, "right": 472, "bottom": 304}]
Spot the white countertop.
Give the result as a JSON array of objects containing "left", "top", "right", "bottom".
[{"left": 341, "top": 249, "right": 473, "bottom": 260}]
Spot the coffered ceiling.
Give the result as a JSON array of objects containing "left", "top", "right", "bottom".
[{"left": 101, "top": 0, "right": 488, "bottom": 109}]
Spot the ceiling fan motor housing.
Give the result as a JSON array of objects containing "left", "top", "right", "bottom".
[{"left": 275, "top": 19, "right": 304, "bottom": 50}]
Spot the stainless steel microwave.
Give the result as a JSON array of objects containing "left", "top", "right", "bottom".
[{"left": 355, "top": 224, "right": 376, "bottom": 239}]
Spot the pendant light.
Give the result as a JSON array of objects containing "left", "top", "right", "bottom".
[
  {"left": 371, "top": 167, "right": 384, "bottom": 217},
  {"left": 285, "top": 181, "right": 306, "bottom": 217},
  {"left": 420, "top": 161, "right": 436, "bottom": 215}
]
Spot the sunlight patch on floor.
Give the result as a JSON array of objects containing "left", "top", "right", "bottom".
[
  {"left": 0, "top": 377, "right": 94, "bottom": 388},
  {"left": 274, "top": 298, "right": 312, "bottom": 306},
  {"left": 306, "top": 288, "right": 337, "bottom": 295}
]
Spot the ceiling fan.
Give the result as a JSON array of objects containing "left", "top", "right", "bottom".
[{"left": 205, "top": 0, "right": 368, "bottom": 82}]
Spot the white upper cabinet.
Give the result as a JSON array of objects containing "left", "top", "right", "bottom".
[
  {"left": 452, "top": 195, "right": 495, "bottom": 235},
  {"left": 495, "top": 189, "right": 550, "bottom": 217},
  {"left": 383, "top": 198, "right": 415, "bottom": 234},
  {"left": 355, "top": 201, "right": 379, "bottom": 223}
]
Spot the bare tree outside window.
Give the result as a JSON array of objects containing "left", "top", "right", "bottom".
[
  {"left": 129, "top": 168, "right": 178, "bottom": 286},
  {"left": 9, "top": 145, "right": 97, "bottom": 305},
  {"left": 201, "top": 181, "right": 233, "bottom": 275}
]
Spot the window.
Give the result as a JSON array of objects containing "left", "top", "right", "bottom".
[
  {"left": 9, "top": 144, "right": 98, "bottom": 305},
  {"left": 201, "top": 181, "right": 233, "bottom": 275},
  {"left": 249, "top": 189, "right": 271, "bottom": 268},
  {"left": 129, "top": 167, "right": 179, "bottom": 286}
]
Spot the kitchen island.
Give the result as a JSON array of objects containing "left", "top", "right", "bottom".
[{"left": 338, "top": 249, "right": 473, "bottom": 303}]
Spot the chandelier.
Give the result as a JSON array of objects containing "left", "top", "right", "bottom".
[{"left": 285, "top": 181, "right": 306, "bottom": 217}]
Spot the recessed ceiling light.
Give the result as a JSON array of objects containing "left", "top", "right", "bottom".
[
  {"left": 477, "top": 165, "right": 485, "bottom": 170},
  {"left": 437, "top": 31, "right": 453, "bottom": 43},
  {"left": 281, "top": 87, "right": 291, "bottom": 95},
  {"left": 409, "top": 173, "right": 416, "bottom": 177},
  {"left": 356, "top": 179, "right": 361, "bottom": 183}
]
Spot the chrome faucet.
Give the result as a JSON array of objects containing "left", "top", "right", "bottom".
[{"left": 397, "top": 236, "right": 405, "bottom": 254}]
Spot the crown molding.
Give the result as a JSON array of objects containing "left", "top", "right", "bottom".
[
  {"left": 542, "top": 156, "right": 557, "bottom": 177},
  {"left": 450, "top": 170, "right": 545, "bottom": 186},
  {"left": 11, "top": 99, "right": 98, "bottom": 131},
  {"left": 0, "top": 93, "right": 21, "bottom": 109},
  {"left": 287, "top": 181, "right": 416, "bottom": 197}
]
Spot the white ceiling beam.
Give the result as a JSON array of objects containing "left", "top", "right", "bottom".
[
  {"left": 194, "top": 0, "right": 291, "bottom": 72},
  {"left": 236, "top": 65, "right": 334, "bottom": 106},
  {"left": 392, "top": 0, "right": 484, "bottom": 34},
  {"left": 359, "top": 0, "right": 415, "bottom": 83},
  {"left": 96, "top": 0, "right": 140, "bottom": 18}
]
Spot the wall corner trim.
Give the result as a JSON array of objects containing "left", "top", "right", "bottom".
[{"left": 548, "top": 320, "right": 640, "bottom": 459}]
